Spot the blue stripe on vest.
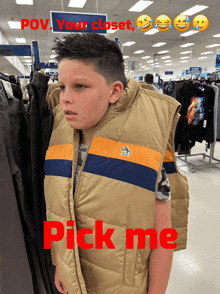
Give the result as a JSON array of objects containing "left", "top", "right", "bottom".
[
  {"left": 163, "top": 162, "right": 177, "bottom": 174},
  {"left": 45, "top": 160, "right": 72, "bottom": 178},
  {"left": 83, "top": 154, "right": 158, "bottom": 192}
]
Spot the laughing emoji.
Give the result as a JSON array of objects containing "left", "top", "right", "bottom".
[
  {"left": 174, "top": 15, "right": 190, "bottom": 32},
  {"left": 155, "top": 15, "right": 172, "bottom": 31},
  {"left": 192, "top": 15, "right": 209, "bottom": 32},
  {"left": 136, "top": 15, "right": 154, "bottom": 32}
]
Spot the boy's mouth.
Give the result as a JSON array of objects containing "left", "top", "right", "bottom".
[{"left": 64, "top": 110, "right": 78, "bottom": 119}]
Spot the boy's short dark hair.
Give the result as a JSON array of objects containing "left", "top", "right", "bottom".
[
  {"left": 52, "top": 33, "right": 127, "bottom": 89},
  {"left": 144, "top": 74, "right": 154, "bottom": 84}
]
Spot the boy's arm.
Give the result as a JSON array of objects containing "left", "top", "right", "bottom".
[{"left": 148, "top": 198, "right": 174, "bottom": 294}]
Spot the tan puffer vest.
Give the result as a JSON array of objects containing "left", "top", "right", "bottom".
[{"left": 44, "top": 78, "right": 189, "bottom": 294}]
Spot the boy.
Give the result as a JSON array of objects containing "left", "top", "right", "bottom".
[{"left": 44, "top": 33, "right": 188, "bottom": 294}]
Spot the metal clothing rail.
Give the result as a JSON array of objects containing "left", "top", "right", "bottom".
[{"left": 176, "top": 83, "right": 220, "bottom": 173}]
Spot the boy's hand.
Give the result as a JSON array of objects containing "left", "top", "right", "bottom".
[{"left": 55, "top": 254, "right": 69, "bottom": 294}]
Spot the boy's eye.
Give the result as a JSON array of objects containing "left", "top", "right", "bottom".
[
  {"left": 76, "top": 84, "right": 86, "bottom": 89},
  {"left": 59, "top": 85, "right": 65, "bottom": 91}
]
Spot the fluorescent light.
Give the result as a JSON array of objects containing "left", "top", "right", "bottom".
[
  {"left": 123, "top": 56, "right": 129, "bottom": 59},
  {"left": 141, "top": 66, "right": 146, "bottom": 68},
  {"left": 123, "top": 41, "right": 136, "bottom": 46},
  {"left": 129, "top": 1, "right": 154, "bottom": 12},
  {"left": 107, "top": 29, "right": 119, "bottom": 34},
  {"left": 49, "top": 60, "right": 55, "bottom": 62},
  {"left": 16, "top": 0, "right": 33, "bottom": 4},
  {"left": 155, "top": 62, "right": 159, "bottom": 65},
  {"left": 8, "top": 21, "right": 21, "bottom": 29},
  {"left": 158, "top": 50, "right": 169, "bottom": 54},
  {"left": 181, "top": 5, "right": 208, "bottom": 16},
  {"left": 198, "top": 56, "right": 208, "bottom": 59},
  {"left": 180, "top": 51, "right": 192, "bottom": 54},
  {"left": 180, "top": 56, "right": 190, "bottom": 59},
  {"left": 166, "top": 63, "right": 173, "bottom": 66},
  {"left": 147, "top": 60, "right": 154, "bottom": 63},
  {"left": 180, "top": 43, "right": 195, "bottom": 47},
  {"left": 141, "top": 56, "right": 150, "bottom": 59},
  {"left": 25, "top": 59, "right": 31, "bottom": 62},
  {"left": 68, "top": 0, "right": 87, "bottom": 8},
  {"left": 180, "top": 30, "right": 199, "bottom": 37},
  {"left": 134, "top": 50, "right": 145, "bottom": 54},
  {"left": 161, "top": 56, "right": 171, "bottom": 59},
  {"left": 200, "top": 51, "right": 213, "bottom": 55},
  {"left": 153, "top": 65, "right": 160, "bottom": 67},
  {"left": 153, "top": 42, "right": 166, "bottom": 47},
  {"left": 213, "top": 34, "right": 220, "bottom": 37},
  {"left": 180, "top": 60, "right": 188, "bottom": 63},
  {"left": 50, "top": 55, "right": 57, "bottom": 58},
  {"left": 144, "top": 28, "right": 159, "bottom": 35},
  {"left": 16, "top": 38, "right": 26, "bottom": 43},
  {"left": 206, "top": 44, "right": 220, "bottom": 48},
  {"left": 164, "top": 60, "right": 172, "bottom": 63}
]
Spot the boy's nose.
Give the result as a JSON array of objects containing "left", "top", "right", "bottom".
[{"left": 61, "top": 90, "right": 72, "bottom": 104}]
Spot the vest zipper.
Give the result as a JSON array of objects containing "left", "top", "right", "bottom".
[{"left": 73, "top": 103, "right": 114, "bottom": 210}]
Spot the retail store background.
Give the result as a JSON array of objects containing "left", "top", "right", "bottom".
[{"left": 0, "top": 0, "right": 220, "bottom": 294}]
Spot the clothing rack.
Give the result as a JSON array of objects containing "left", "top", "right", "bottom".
[{"left": 174, "top": 79, "right": 220, "bottom": 172}]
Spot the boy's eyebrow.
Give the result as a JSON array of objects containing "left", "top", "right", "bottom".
[{"left": 58, "top": 77, "right": 91, "bottom": 84}]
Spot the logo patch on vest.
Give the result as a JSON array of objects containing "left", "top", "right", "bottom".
[{"left": 120, "top": 146, "right": 132, "bottom": 157}]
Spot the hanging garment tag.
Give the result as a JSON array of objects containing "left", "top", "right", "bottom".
[
  {"left": 203, "top": 120, "right": 207, "bottom": 128},
  {"left": 1, "top": 80, "right": 14, "bottom": 98}
]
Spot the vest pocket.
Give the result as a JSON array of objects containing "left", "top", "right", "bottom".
[{"left": 123, "top": 235, "right": 138, "bottom": 287}]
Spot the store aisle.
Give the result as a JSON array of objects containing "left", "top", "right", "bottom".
[{"left": 167, "top": 142, "right": 220, "bottom": 294}]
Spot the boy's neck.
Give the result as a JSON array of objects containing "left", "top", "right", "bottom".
[{"left": 80, "top": 128, "right": 95, "bottom": 147}]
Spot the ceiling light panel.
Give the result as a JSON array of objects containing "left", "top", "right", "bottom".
[
  {"left": 166, "top": 63, "right": 173, "bottom": 66},
  {"left": 180, "top": 60, "right": 188, "bottom": 63},
  {"left": 68, "top": 0, "right": 87, "bottom": 8},
  {"left": 152, "top": 42, "right": 166, "bottom": 47},
  {"left": 164, "top": 60, "right": 172, "bottom": 63},
  {"left": 158, "top": 50, "right": 169, "bottom": 54},
  {"left": 198, "top": 57, "right": 208, "bottom": 59},
  {"left": 123, "top": 56, "right": 129, "bottom": 59},
  {"left": 123, "top": 41, "right": 136, "bottom": 46},
  {"left": 16, "top": 0, "right": 33, "bottom": 4},
  {"left": 180, "top": 30, "right": 199, "bottom": 37},
  {"left": 206, "top": 44, "right": 220, "bottom": 48},
  {"left": 144, "top": 28, "right": 159, "bottom": 35},
  {"left": 180, "top": 56, "right": 190, "bottom": 59},
  {"left": 161, "top": 56, "right": 171, "bottom": 59},
  {"left": 213, "top": 34, "right": 220, "bottom": 37},
  {"left": 180, "top": 51, "right": 192, "bottom": 54},
  {"left": 134, "top": 50, "right": 145, "bottom": 54},
  {"left": 8, "top": 21, "right": 21, "bottom": 29},
  {"left": 141, "top": 56, "right": 150, "bottom": 59},
  {"left": 180, "top": 43, "right": 195, "bottom": 47},
  {"left": 200, "top": 51, "right": 213, "bottom": 55},
  {"left": 181, "top": 5, "right": 208, "bottom": 16},
  {"left": 129, "top": 1, "right": 154, "bottom": 12},
  {"left": 107, "top": 29, "right": 119, "bottom": 34},
  {"left": 16, "top": 38, "right": 26, "bottom": 43},
  {"left": 147, "top": 60, "right": 154, "bottom": 63}
]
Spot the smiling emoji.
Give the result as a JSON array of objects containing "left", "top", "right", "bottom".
[
  {"left": 174, "top": 15, "right": 190, "bottom": 32},
  {"left": 155, "top": 15, "right": 172, "bottom": 31},
  {"left": 192, "top": 15, "right": 209, "bottom": 32},
  {"left": 136, "top": 15, "right": 153, "bottom": 32}
]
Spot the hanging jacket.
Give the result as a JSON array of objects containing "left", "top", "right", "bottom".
[{"left": 44, "top": 77, "right": 189, "bottom": 294}]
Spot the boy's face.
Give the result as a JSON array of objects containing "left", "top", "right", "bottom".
[{"left": 58, "top": 58, "right": 121, "bottom": 130}]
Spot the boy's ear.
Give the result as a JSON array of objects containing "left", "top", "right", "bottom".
[{"left": 109, "top": 81, "right": 124, "bottom": 104}]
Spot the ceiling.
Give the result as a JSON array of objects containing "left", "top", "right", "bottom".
[{"left": 1, "top": 0, "right": 220, "bottom": 80}]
